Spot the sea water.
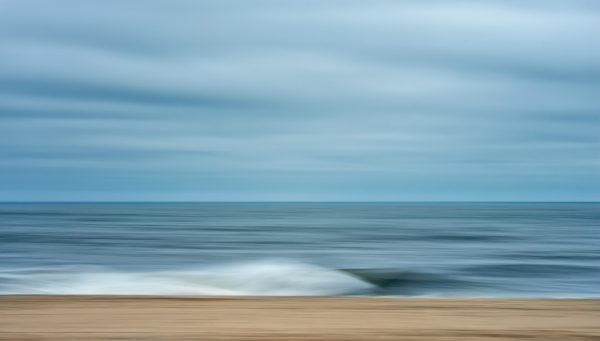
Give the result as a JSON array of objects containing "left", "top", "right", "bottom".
[{"left": 0, "top": 202, "right": 598, "bottom": 297}]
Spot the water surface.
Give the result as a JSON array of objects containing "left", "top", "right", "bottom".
[{"left": 1, "top": 202, "right": 598, "bottom": 296}]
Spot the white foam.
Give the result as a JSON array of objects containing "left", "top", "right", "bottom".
[{"left": 0, "top": 261, "right": 374, "bottom": 296}]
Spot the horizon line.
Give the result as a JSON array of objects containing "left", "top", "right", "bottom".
[{"left": 0, "top": 200, "right": 598, "bottom": 204}]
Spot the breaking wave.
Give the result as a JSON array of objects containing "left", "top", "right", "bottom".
[
  {"left": 0, "top": 261, "right": 375, "bottom": 296},
  {"left": 3, "top": 260, "right": 593, "bottom": 297}
]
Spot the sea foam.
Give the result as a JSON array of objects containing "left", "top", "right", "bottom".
[{"left": 0, "top": 261, "right": 374, "bottom": 296}]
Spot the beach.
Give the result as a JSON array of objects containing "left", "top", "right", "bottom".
[{"left": 1, "top": 296, "right": 599, "bottom": 340}]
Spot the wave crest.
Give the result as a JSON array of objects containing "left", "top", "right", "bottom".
[{"left": 0, "top": 261, "right": 374, "bottom": 296}]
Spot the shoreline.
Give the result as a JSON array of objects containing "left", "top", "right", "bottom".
[{"left": 1, "top": 296, "right": 599, "bottom": 340}]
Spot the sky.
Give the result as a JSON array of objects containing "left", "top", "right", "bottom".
[{"left": 0, "top": 0, "right": 599, "bottom": 202}]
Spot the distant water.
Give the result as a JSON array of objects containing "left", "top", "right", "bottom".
[{"left": 1, "top": 203, "right": 598, "bottom": 297}]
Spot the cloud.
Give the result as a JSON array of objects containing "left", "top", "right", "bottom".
[{"left": 0, "top": 0, "right": 598, "bottom": 200}]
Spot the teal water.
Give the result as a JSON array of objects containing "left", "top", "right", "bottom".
[{"left": 1, "top": 203, "right": 598, "bottom": 296}]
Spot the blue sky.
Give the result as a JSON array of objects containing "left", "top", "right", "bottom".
[{"left": 0, "top": 0, "right": 599, "bottom": 201}]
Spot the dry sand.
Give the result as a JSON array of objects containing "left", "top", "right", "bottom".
[{"left": 1, "top": 296, "right": 599, "bottom": 340}]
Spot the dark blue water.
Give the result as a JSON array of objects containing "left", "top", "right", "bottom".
[{"left": 1, "top": 203, "right": 598, "bottom": 296}]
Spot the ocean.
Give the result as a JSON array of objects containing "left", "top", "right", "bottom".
[{"left": 0, "top": 202, "right": 598, "bottom": 297}]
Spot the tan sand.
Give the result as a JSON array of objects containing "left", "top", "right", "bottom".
[{"left": 0, "top": 296, "right": 599, "bottom": 340}]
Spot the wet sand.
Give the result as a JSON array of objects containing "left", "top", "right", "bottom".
[{"left": 1, "top": 296, "right": 599, "bottom": 340}]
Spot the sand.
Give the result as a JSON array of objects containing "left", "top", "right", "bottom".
[{"left": 1, "top": 296, "right": 599, "bottom": 340}]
